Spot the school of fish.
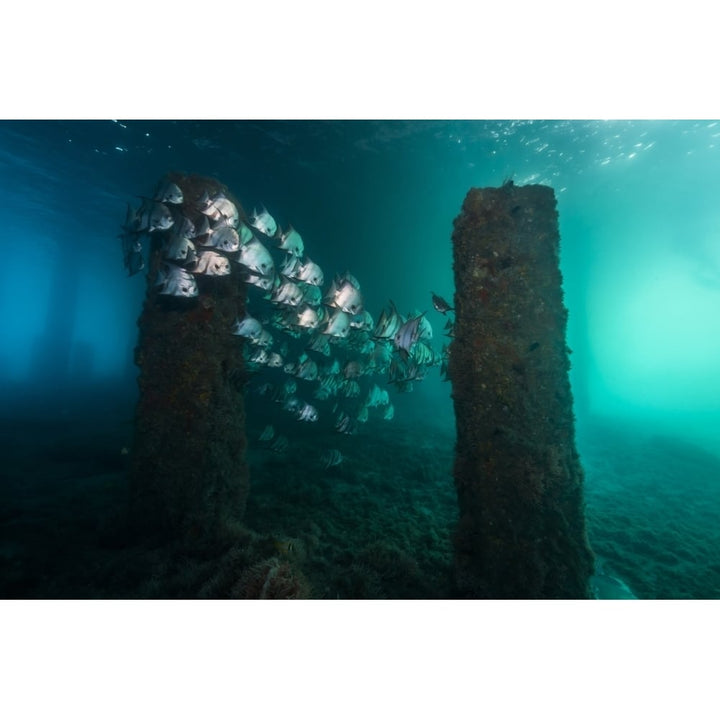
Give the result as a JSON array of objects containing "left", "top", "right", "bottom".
[{"left": 120, "top": 177, "right": 455, "bottom": 446}]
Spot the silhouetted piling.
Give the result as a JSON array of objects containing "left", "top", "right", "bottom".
[
  {"left": 32, "top": 247, "right": 79, "bottom": 386},
  {"left": 127, "top": 174, "right": 249, "bottom": 546},
  {"left": 449, "top": 183, "right": 593, "bottom": 598}
]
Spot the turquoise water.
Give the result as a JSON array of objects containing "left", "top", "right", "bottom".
[{"left": 1, "top": 120, "right": 718, "bottom": 598}]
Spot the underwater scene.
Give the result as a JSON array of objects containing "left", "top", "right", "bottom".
[{"left": 1, "top": 119, "right": 719, "bottom": 599}]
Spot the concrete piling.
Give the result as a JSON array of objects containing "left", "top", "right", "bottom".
[
  {"left": 126, "top": 174, "right": 249, "bottom": 546},
  {"left": 449, "top": 182, "right": 594, "bottom": 598}
]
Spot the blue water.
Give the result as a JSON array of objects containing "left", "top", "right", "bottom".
[{"left": 1, "top": 119, "right": 719, "bottom": 598}]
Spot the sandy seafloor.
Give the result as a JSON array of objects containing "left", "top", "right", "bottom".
[{"left": 1, "top": 384, "right": 718, "bottom": 600}]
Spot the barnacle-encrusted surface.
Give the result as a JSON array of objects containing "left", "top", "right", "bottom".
[
  {"left": 449, "top": 183, "right": 594, "bottom": 598},
  {"left": 127, "top": 174, "right": 250, "bottom": 545}
]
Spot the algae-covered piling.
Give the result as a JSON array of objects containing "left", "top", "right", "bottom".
[
  {"left": 127, "top": 174, "right": 249, "bottom": 545},
  {"left": 449, "top": 183, "right": 594, "bottom": 598}
]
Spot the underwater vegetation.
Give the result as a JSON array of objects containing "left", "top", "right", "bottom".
[
  {"left": 2, "top": 402, "right": 718, "bottom": 599},
  {"left": 0, "top": 382, "right": 459, "bottom": 599},
  {"left": 580, "top": 421, "right": 720, "bottom": 599}
]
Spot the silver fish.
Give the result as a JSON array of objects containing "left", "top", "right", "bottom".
[
  {"left": 297, "top": 257, "right": 324, "bottom": 286},
  {"left": 123, "top": 177, "right": 456, "bottom": 436},
  {"left": 170, "top": 214, "right": 196, "bottom": 240},
  {"left": 280, "top": 254, "right": 303, "bottom": 280},
  {"left": 370, "top": 342, "right": 393, "bottom": 372},
  {"left": 200, "top": 193, "right": 238, "bottom": 227},
  {"left": 283, "top": 396, "right": 304, "bottom": 414},
  {"left": 125, "top": 199, "right": 174, "bottom": 233},
  {"left": 328, "top": 277, "right": 364, "bottom": 315},
  {"left": 259, "top": 425, "right": 275, "bottom": 442},
  {"left": 365, "top": 384, "right": 390, "bottom": 407},
  {"left": 270, "top": 435, "right": 289, "bottom": 453},
  {"left": 193, "top": 214, "right": 211, "bottom": 238},
  {"left": 297, "top": 402, "right": 319, "bottom": 422},
  {"left": 164, "top": 219, "right": 197, "bottom": 262},
  {"left": 326, "top": 358, "right": 341, "bottom": 376},
  {"left": 250, "top": 205, "right": 277, "bottom": 237},
  {"left": 295, "top": 306, "right": 319, "bottom": 329},
  {"left": 237, "top": 238, "right": 274, "bottom": 275},
  {"left": 154, "top": 179, "right": 183, "bottom": 204},
  {"left": 307, "top": 333, "right": 331, "bottom": 356},
  {"left": 151, "top": 205, "right": 174, "bottom": 232},
  {"left": 231, "top": 313, "right": 263, "bottom": 339},
  {"left": 343, "top": 272, "right": 361, "bottom": 289},
  {"left": 334, "top": 411, "right": 356, "bottom": 435},
  {"left": 191, "top": 250, "right": 231, "bottom": 276},
  {"left": 120, "top": 232, "right": 144, "bottom": 276},
  {"left": 383, "top": 403, "right": 395, "bottom": 420},
  {"left": 271, "top": 309, "right": 293, "bottom": 332},
  {"left": 417, "top": 314, "right": 433, "bottom": 340},
  {"left": 411, "top": 341, "right": 435, "bottom": 365},
  {"left": 349, "top": 310, "right": 374, "bottom": 332},
  {"left": 278, "top": 225, "right": 304, "bottom": 257},
  {"left": 343, "top": 360, "right": 363, "bottom": 379},
  {"left": 302, "top": 284, "right": 323, "bottom": 307},
  {"left": 251, "top": 329, "right": 274, "bottom": 348},
  {"left": 373, "top": 301, "right": 402, "bottom": 339},
  {"left": 243, "top": 269, "right": 276, "bottom": 292},
  {"left": 320, "top": 449, "right": 343, "bottom": 469},
  {"left": 314, "top": 375, "right": 339, "bottom": 400},
  {"left": 313, "top": 386, "right": 331, "bottom": 402},
  {"left": 156, "top": 263, "right": 198, "bottom": 297},
  {"left": 165, "top": 236, "right": 197, "bottom": 264},
  {"left": 212, "top": 197, "right": 239, "bottom": 228},
  {"left": 357, "top": 338, "right": 376, "bottom": 356},
  {"left": 323, "top": 309, "right": 351, "bottom": 338},
  {"left": 271, "top": 280, "right": 304, "bottom": 307},
  {"left": 296, "top": 357, "right": 319, "bottom": 381},
  {"left": 248, "top": 347, "right": 269, "bottom": 364},
  {"left": 200, "top": 225, "right": 240, "bottom": 253},
  {"left": 394, "top": 313, "right": 425, "bottom": 356},
  {"left": 388, "top": 358, "right": 426, "bottom": 385}
]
